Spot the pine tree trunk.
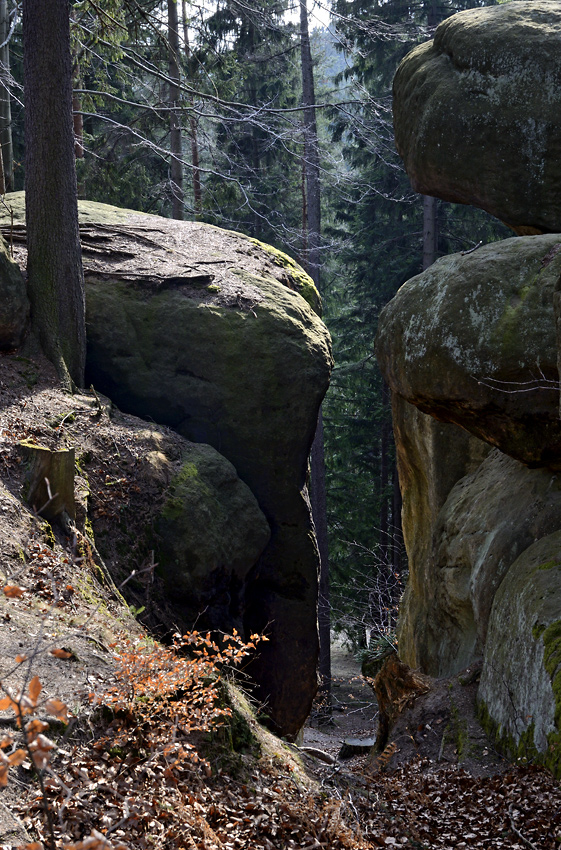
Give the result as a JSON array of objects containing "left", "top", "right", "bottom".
[
  {"left": 168, "top": 0, "right": 183, "bottom": 220},
  {"left": 392, "top": 457, "right": 404, "bottom": 575},
  {"left": 300, "top": 0, "right": 330, "bottom": 707},
  {"left": 0, "top": 0, "right": 13, "bottom": 192},
  {"left": 422, "top": 194, "right": 437, "bottom": 270},
  {"left": 311, "top": 410, "right": 331, "bottom": 706},
  {"left": 181, "top": 0, "right": 201, "bottom": 214},
  {"left": 23, "top": 0, "right": 86, "bottom": 389},
  {"left": 300, "top": 0, "right": 321, "bottom": 282},
  {"left": 379, "top": 381, "right": 391, "bottom": 566}
]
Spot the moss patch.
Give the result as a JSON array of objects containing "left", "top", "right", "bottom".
[
  {"left": 248, "top": 237, "right": 321, "bottom": 315},
  {"left": 479, "top": 619, "right": 561, "bottom": 779},
  {"left": 161, "top": 461, "right": 213, "bottom": 523},
  {"left": 543, "top": 620, "right": 561, "bottom": 727},
  {"left": 538, "top": 560, "right": 560, "bottom": 570}
]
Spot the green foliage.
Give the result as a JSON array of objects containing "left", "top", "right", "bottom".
[{"left": 322, "top": 0, "right": 509, "bottom": 644}]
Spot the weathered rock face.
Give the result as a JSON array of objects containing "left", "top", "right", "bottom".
[
  {"left": 0, "top": 237, "right": 28, "bottom": 348},
  {"left": 393, "top": 1, "right": 561, "bottom": 234},
  {"left": 392, "top": 394, "right": 490, "bottom": 670},
  {"left": 153, "top": 443, "right": 270, "bottom": 635},
  {"left": 0, "top": 193, "right": 333, "bottom": 739},
  {"left": 478, "top": 532, "right": 561, "bottom": 778},
  {"left": 377, "top": 235, "right": 561, "bottom": 468},
  {"left": 426, "top": 451, "right": 561, "bottom": 677}
]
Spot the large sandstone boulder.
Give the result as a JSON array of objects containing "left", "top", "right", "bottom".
[
  {"left": 377, "top": 235, "right": 561, "bottom": 468},
  {"left": 478, "top": 532, "right": 561, "bottom": 778},
  {"left": 152, "top": 443, "right": 271, "bottom": 634},
  {"left": 0, "top": 237, "right": 28, "bottom": 348},
  {"left": 0, "top": 192, "right": 333, "bottom": 739},
  {"left": 393, "top": 1, "right": 561, "bottom": 234},
  {"left": 423, "top": 451, "right": 561, "bottom": 677},
  {"left": 392, "top": 394, "right": 490, "bottom": 670}
]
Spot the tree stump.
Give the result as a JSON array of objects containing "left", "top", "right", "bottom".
[
  {"left": 20, "top": 442, "right": 75, "bottom": 522},
  {"left": 369, "top": 652, "right": 431, "bottom": 753}
]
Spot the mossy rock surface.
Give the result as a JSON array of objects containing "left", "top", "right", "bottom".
[
  {"left": 478, "top": 531, "right": 561, "bottom": 778},
  {"left": 406, "top": 449, "right": 561, "bottom": 678},
  {"left": 0, "top": 194, "right": 332, "bottom": 739},
  {"left": 392, "top": 394, "right": 491, "bottom": 672},
  {"left": 393, "top": 1, "right": 561, "bottom": 233},
  {"left": 154, "top": 443, "right": 270, "bottom": 634},
  {"left": 377, "top": 235, "right": 561, "bottom": 468}
]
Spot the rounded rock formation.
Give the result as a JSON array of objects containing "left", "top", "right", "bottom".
[
  {"left": 377, "top": 235, "right": 561, "bottom": 468},
  {"left": 478, "top": 531, "right": 561, "bottom": 778},
  {"left": 393, "top": 1, "right": 561, "bottom": 234}
]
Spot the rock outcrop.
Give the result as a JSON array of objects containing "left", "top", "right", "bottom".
[
  {"left": 152, "top": 443, "right": 271, "bottom": 635},
  {"left": 421, "top": 450, "right": 561, "bottom": 678},
  {"left": 0, "top": 192, "right": 333, "bottom": 739},
  {"left": 392, "top": 394, "right": 490, "bottom": 670},
  {"left": 377, "top": 235, "right": 561, "bottom": 468},
  {"left": 393, "top": 1, "right": 561, "bottom": 234},
  {"left": 478, "top": 532, "right": 561, "bottom": 778},
  {"left": 388, "top": 1, "right": 561, "bottom": 771}
]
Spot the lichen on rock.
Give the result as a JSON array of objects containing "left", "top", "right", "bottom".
[
  {"left": 478, "top": 531, "right": 561, "bottom": 777},
  {"left": 376, "top": 235, "right": 561, "bottom": 468},
  {"left": 393, "top": 0, "right": 561, "bottom": 234}
]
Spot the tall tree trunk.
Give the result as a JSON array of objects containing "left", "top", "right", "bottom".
[
  {"left": 392, "top": 456, "right": 404, "bottom": 575},
  {"left": 181, "top": 0, "right": 201, "bottom": 215},
  {"left": 300, "top": 0, "right": 321, "bottom": 283},
  {"left": 311, "top": 409, "right": 330, "bottom": 708},
  {"left": 422, "top": 194, "right": 437, "bottom": 270},
  {"left": 0, "top": 0, "right": 13, "bottom": 193},
  {"left": 168, "top": 0, "right": 183, "bottom": 220},
  {"left": 23, "top": 0, "right": 86, "bottom": 389},
  {"left": 421, "top": 1, "right": 441, "bottom": 271},
  {"left": 379, "top": 381, "right": 391, "bottom": 566},
  {"left": 300, "top": 0, "right": 330, "bottom": 708}
]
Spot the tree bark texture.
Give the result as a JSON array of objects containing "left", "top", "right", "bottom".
[
  {"left": 181, "top": 0, "right": 201, "bottom": 214},
  {"left": 300, "top": 0, "right": 330, "bottom": 705},
  {"left": 379, "top": 381, "right": 392, "bottom": 566},
  {"left": 299, "top": 0, "right": 321, "bottom": 285},
  {"left": 392, "top": 459, "right": 404, "bottom": 574},
  {"left": 311, "top": 410, "right": 331, "bottom": 704},
  {"left": 168, "top": 0, "right": 183, "bottom": 220},
  {"left": 422, "top": 194, "right": 437, "bottom": 270},
  {"left": 23, "top": 0, "right": 86, "bottom": 388},
  {"left": 0, "top": 0, "right": 13, "bottom": 192}
]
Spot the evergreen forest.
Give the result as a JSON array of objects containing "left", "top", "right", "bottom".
[
  {"left": 0, "top": 0, "right": 509, "bottom": 641},
  {"left": 2, "top": 2, "right": 561, "bottom": 848}
]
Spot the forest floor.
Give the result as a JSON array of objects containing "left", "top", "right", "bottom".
[{"left": 0, "top": 352, "right": 560, "bottom": 849}]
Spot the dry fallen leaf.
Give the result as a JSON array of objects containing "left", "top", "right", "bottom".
[
  {"left": 2, "top": 585, "right": 25, "bottom": 598},
  {"left": 50, "top": 648, "right": 74, "bottom": 660}
]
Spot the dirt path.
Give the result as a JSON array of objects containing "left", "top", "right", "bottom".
[{"left": 303, "top": 636, "right": 378, "bottom": 760}]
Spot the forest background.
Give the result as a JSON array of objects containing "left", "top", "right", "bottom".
[{"left": 0, "top": 0, "right": 511, "bottom": 651}]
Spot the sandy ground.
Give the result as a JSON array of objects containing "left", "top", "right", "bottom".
[{"left": 303, "top": 636, "right": 378, "bottom": 761}]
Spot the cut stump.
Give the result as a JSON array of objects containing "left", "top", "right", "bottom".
[{"left": 20, "top": 443, "right": 75, "bottom": 521}]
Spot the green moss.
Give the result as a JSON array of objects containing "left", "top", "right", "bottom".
[
  {"left": 161, "top": 461, "right": 212, "bottom": 522},
  {"left": 477, "top": 699, "right": 541, "bottom": 767},
  {"left": 48, "top": 411, "right": 76, "bottom": 429},
  {"left": 41, "top": 521, "right": 55, "bottom": 549},
  {"left": 84, "top": 516, "right": 95, "bottom": 543},
  {"left": 248, "top": 237, "right": 321, "bottom": 315},
  {"left": 207, "top": 284, "right": 221, "bottom": 293},
  {"left": 538, "top": 560, "right": 559, "bottom": 571},
  {"left": 542, "top": 621, "right": 561, "bottom": 726},
  {"left": 479, "top": 620, "right": 561, "bottom": 779},
  {"left": 533, "top": 622, "right": 546, "bottom": 640}
]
